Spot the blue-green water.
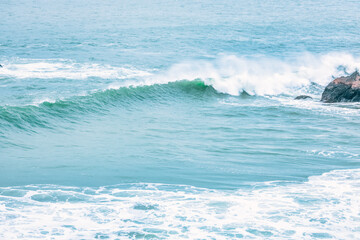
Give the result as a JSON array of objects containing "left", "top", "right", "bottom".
[{"left": 1, "top": 0, "right": 360, "bottom": 239}]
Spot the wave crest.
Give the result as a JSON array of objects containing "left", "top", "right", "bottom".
[
  {"left": 153, "top": 52, "right": 360, "bottom": 96},
  {"left": 1, "top": 53, "right": 360, "bottom": 98}
]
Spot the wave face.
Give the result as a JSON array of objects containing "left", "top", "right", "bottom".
[{"left": 1, "top": 169, "right": 359, "bottom": 239}]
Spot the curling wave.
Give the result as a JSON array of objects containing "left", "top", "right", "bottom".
[
  {"left": 0, "top": 80, "right": 218, "bottom": 132},
  {"left": 1, "top": 52, "right": 360, "bottom": 98},
  {"left": 112, "top": 52, "right": 360, "bottom": 96},
  {"left": 1, "top": 52, "right": 360, "bottom": 132}
]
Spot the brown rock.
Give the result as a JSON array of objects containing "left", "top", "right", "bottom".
[{"left": 321, "top": 71, "right": 360, "bottom": 103}]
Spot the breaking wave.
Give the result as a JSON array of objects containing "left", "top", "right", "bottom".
[
  {"left": 153, "top": 52, "right": 360, "bottom": 96},
  {"left": 1, "top": 52, "right": 360, "bottom": 132},
  {"left": 1, "top": 52, "right": 360, "bottom": 97}
]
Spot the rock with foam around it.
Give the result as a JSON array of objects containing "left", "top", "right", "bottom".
[{"left": 321, "top": 71, "right": 360, "bottom": 103}]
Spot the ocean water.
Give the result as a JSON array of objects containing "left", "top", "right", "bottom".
[{"left": 1, "top": 0, "right": 360, "bottom": 239}]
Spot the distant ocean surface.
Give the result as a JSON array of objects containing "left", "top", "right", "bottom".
[{"left": 1, "top": 0, "right": 360, "bottom": 239}]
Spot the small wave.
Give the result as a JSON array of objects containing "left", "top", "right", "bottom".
[
  {"left": 309, "top": 149, "right": 359, "bottom": 159},
  {"left": 0, "top": 168, "right": 359, "bottom": 239},
  {"left": 32, "top": 97, "right": 57, "bottom": 106}
]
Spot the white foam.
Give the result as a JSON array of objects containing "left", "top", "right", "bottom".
[
  {"left": 0, "top": 59, "right": 151, "bottom": 80},
  {"left": 162, "top": 52, "right": 360, "bottom": 96},
  {"left": 2, "top": 53, "right": 360, "bottom": 97},
  {"left": 1, "top": 168, "right": 360, "bottom": 239},
  {"left": 104, "top": 52, "right": 360, "bottom": 97},
  {"left": 2, "top": 53, "right": 360, "bottom": 98},
  {"left": 31, "top": 97, "right": 57, "bottom": 106},
  {"left": 220, "top": 95, "right": 360, "bottom": 119},
  {"left": 275, "top": 97, "right": 360, "bottom": 116},
  {"left": 310, "top": 150, "right": 359, "bottom": 159}
]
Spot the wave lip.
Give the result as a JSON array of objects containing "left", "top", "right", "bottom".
[{"left": 0, "top": 168, "right": 359, "bottom": 239}]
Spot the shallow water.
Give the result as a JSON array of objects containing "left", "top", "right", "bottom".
[{"left": 1, "top": 0, "right": 360, "bottom": 239}]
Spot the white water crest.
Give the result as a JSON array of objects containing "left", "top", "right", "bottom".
[
  {"left": 159, "top": 52, "right": 360, "bottom": 95},
  {"left": 1, "top": 168, "right": 360, "bottom": 239},
  {"left": 2, "top": 52, "right": 360, "bottom": 98},
  {"left": 106, "top": 52, "right": 360, "bottom": 96},
  {"left": 0, "top": 59, "right": 151, "bottom": 80}
]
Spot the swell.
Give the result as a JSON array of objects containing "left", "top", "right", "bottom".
[{"left": 0, "top": 80, "right": 220, "bottom": 133}]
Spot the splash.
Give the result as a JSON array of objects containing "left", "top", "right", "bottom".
[
  {"left": 153, "top": 52, "right": 360, "bottom": 96},
  {"left": 104, "top": 52, "right": 360, "bottom": 96}
]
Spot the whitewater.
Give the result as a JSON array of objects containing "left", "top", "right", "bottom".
[{"left": 1, "top": 0, "right": 360, "bottom": 239}]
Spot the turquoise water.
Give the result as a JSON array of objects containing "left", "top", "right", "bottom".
[{"left": 1, "top": 0, "right": 360, "bottom": 239}]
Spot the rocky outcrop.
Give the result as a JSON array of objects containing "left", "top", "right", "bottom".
[
  {"left": 321, "top": 71, "right": 360, "bottom": 103},
  {"left": 294, "top": 95, "right": 312, "bottom": 100}
]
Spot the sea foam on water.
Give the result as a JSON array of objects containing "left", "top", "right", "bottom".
[{"left": 0, "top": 168, "right": 359, "bottom": 239}]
